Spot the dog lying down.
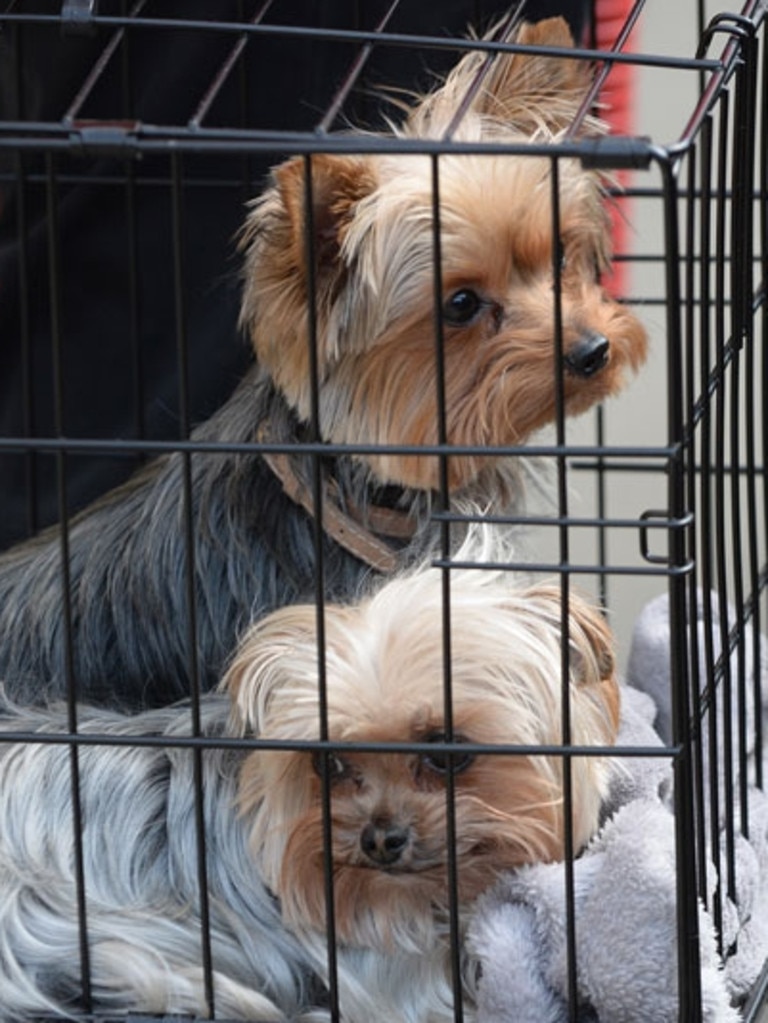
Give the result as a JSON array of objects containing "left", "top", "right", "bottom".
[{"left": 0, "top": 562, "right": 618, "bottom": 1022}]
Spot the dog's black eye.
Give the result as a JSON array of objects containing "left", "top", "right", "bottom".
[
  {"left": 312, "top": 750, "right": 350, "bottom": 783},
  {"left": 421, "top": 732, "right": 475, "bottom": 775},
  {"left": 443, "top": 289, "right": 483, "bottom": 326}
]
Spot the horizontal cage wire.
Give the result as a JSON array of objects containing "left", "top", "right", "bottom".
[{"left": 0, "top": 1, "right": 766, "bottom": 1022}]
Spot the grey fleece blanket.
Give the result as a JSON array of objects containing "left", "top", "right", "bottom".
[{"left": 471, "top": 592, "right": 768, "bottom": 1023}]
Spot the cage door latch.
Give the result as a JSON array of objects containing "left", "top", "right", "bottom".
[{"left": 639, "top": 508, "right": 694, "bottom": 570}]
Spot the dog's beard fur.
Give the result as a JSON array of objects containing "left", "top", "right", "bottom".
[
  {"left": 0, "top": 560, "right": 619, "bottom": 1022},
  {"left": 273, "top": 753, "right": 568, "bottom": 953},
  {"left": 0, "top": 17, "right": 645, "bottom": 712}
]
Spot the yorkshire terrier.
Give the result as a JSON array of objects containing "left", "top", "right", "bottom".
[
  {"left": 0, "top": 17, "right": 647, "bottom": 708},
  {"left": 0, "top": 563, "right": 619, "bottom": 1022}
]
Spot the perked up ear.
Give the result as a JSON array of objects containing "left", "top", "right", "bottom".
[
  {"left": 407, "top": 16, "right": 593, "bottom": 139},
  {"left": 477, "top": 18, "right": 591, "bottom": 125}
]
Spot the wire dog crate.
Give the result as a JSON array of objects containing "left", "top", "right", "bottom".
[{"left": 0, "top": 1, "right": 766, "bottom": 1021}]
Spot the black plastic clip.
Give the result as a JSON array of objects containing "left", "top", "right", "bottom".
[
  {"left": 578, "top": 135, "right": 654, "bottom": 172},
  {"left": 62, "top": 0, "right": 99, "bottom": 36}
]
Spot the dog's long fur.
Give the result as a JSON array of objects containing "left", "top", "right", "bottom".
[
  {"left": 0, "top": 18, "right": 647, "bottom": 709},
  {"left": 0, "top": 379, "right": 410, "bottom": 709},
  {"left": 0, "top": 563, "right": 619, "bottom": 1022}
]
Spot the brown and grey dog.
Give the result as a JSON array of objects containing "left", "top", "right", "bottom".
[{"left": 0, "top": 18, "right": 646, "bottom": 708}]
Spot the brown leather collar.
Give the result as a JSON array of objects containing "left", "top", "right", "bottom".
[{"left": 257, "top": 419, "right": 416, "bottom": 574}]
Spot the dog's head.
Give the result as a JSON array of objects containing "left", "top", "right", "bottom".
[
  {"left": 224, "top": 566, "right": 619, "bottom": 950},
  {"left": 239, "top": 17, "right": 647, "bottom": 497}
]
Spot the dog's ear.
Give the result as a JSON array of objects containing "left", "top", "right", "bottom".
[
  {"left": 221, "top": 604, "right": 320, "bottom": 737},
  {"left": 478, "top": 18, "right": 591, "bottom": 128},
  {"left": 272, "top": 153, "right": 377, "bottom": 276},
  {"left": 524, "top": 583, "right": 619, "bottom": 731},
  {"left": 408, "top": 17, "right": 592, "bottom": 138},
  {"left": 239, "top": 152, "right": 377, "bottom": 377},
  {"left": 222, "top": 602, "right": 364, "bottom": 740},
  {"left": 565, "top": 590, "right": 620, "bottom": 734},
  {"left": 566, "top": 592, "right": 616, "bottom": 683}
]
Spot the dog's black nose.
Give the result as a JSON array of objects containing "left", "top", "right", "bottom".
[
  {"left": 565, "top": 332, "right": 610, "bottom": 378},
  {"left": 360, "top": 820, "right": 411, "bottom": 866}
]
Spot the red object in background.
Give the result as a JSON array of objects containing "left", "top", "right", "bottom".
[{"left": 593, "top": 0, "right": 639, "bottom": 298}]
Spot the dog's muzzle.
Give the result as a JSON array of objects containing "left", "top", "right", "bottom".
[{"left": 564, "top": 332, "right": 610, "bottom": 378}]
